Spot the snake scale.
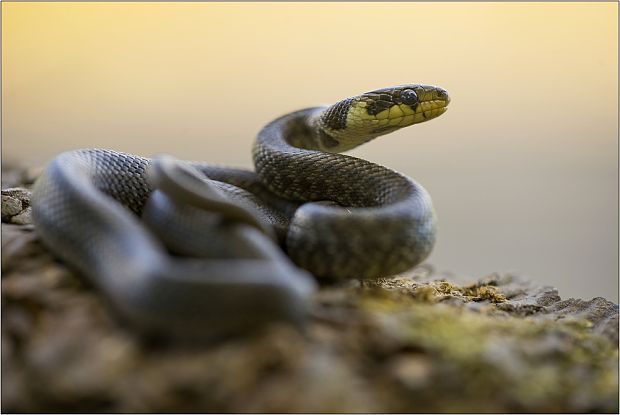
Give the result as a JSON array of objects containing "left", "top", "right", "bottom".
[{"left": 32, "top": 84, "right": 450, "bottom": 338}]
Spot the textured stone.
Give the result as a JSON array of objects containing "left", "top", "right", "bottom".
[
  {"left": 10, "top": 206, "right": 33, "bottom": 225},
  {"left": 2, "top": 195, "right": 22, "bottom": 219},
  {"left": 2, "top": 188, "right": 32, "bottom": 224}
]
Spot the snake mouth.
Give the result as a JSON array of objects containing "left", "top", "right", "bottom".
[
  {"left": 343, "top": 96, "right": 450, "bottom": 136},
  {"left": 419, "top": 95, "right": 449, "bottom": 109},
  {"left": 422, "top": 109, "right": 445, "bottom": 120},
  {"left": 392, "top": 97, "right": 450, "bottom": 126},
  {"left": 419, "top": 102, "right": 449, "bottom": 121},
  {"left": 415, "top": 89, "right": 450, "bottom": 121},
  {"left": 414, "top": 86, "right": 450, "bottom": 120}
]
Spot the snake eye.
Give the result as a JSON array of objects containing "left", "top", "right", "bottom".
[{"left": 400, "top": 89, "right": 418, "bottom": 106}]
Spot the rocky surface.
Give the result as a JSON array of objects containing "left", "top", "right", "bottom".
[{"left": 2, "top": 165, "right": 618, "bottom": 413}]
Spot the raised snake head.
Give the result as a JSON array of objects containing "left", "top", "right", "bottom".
[{"left": 313, "top": 84, "right": 450, "bottom": 152}]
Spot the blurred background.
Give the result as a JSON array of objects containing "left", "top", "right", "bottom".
[{"left": 3, "top": 2, "right": 617, "bottom": 301}]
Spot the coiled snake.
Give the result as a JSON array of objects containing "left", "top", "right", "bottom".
[{"left": 31, "top": 85, "right": 450, "bottom": 338}]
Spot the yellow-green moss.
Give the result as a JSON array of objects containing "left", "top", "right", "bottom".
[{"left": 356, "top": 279, "right": 618, "bottom": 411}]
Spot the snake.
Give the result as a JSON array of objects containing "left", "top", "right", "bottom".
[{"left": 31, "top": 84, "right": 450, "bottom": 338}]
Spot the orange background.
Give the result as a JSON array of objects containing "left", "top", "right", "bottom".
[{"left": 3, "top": 2, "right": 618, "bottom": 300}]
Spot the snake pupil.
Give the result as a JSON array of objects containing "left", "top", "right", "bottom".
[{"left": 400, "top": 89, "right": 418, "bottom": 106}]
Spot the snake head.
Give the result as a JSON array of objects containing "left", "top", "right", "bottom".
[
  {"left": 315, "top": 84, "right": 450, "bottom": 152},
  {"left": 359, "top": 84, "right": 450, "bottom": 124}
]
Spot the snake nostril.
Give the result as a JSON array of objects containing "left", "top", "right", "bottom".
[{"left": 436, "top": 89, "right": 450, "bottom": 105}]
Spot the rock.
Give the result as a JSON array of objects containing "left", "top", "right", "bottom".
[
  {"left": 2, "top": 195, "right": 22, "bottom": 219},
  {"left": 2, "top": 188, "right": 33, "bottom": 225},
  {"left": 11, "top": 206, "right": 33, "bottom": 225}
]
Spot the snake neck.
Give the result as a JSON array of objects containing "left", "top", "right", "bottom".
[
  {"left": 283, "top": 106, "right": 379, "bottom": 154},
  {"left": 278, "top": 107, "right": 333, "bottom": 153},
  {"left": 254, "top": 108, "right": 419, "bottom": 208}
]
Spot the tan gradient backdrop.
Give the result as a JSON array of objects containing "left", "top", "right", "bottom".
[{"left": 3, "top": 2, "right": 618, "bottom": 301}]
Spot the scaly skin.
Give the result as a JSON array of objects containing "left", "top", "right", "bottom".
[{"left": 31, "top": 85, "right": 450, "bottom": 337}]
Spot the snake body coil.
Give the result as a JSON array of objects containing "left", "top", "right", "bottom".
[{"left": 32, "top": 84, "right": 450, "bottom": 338}]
